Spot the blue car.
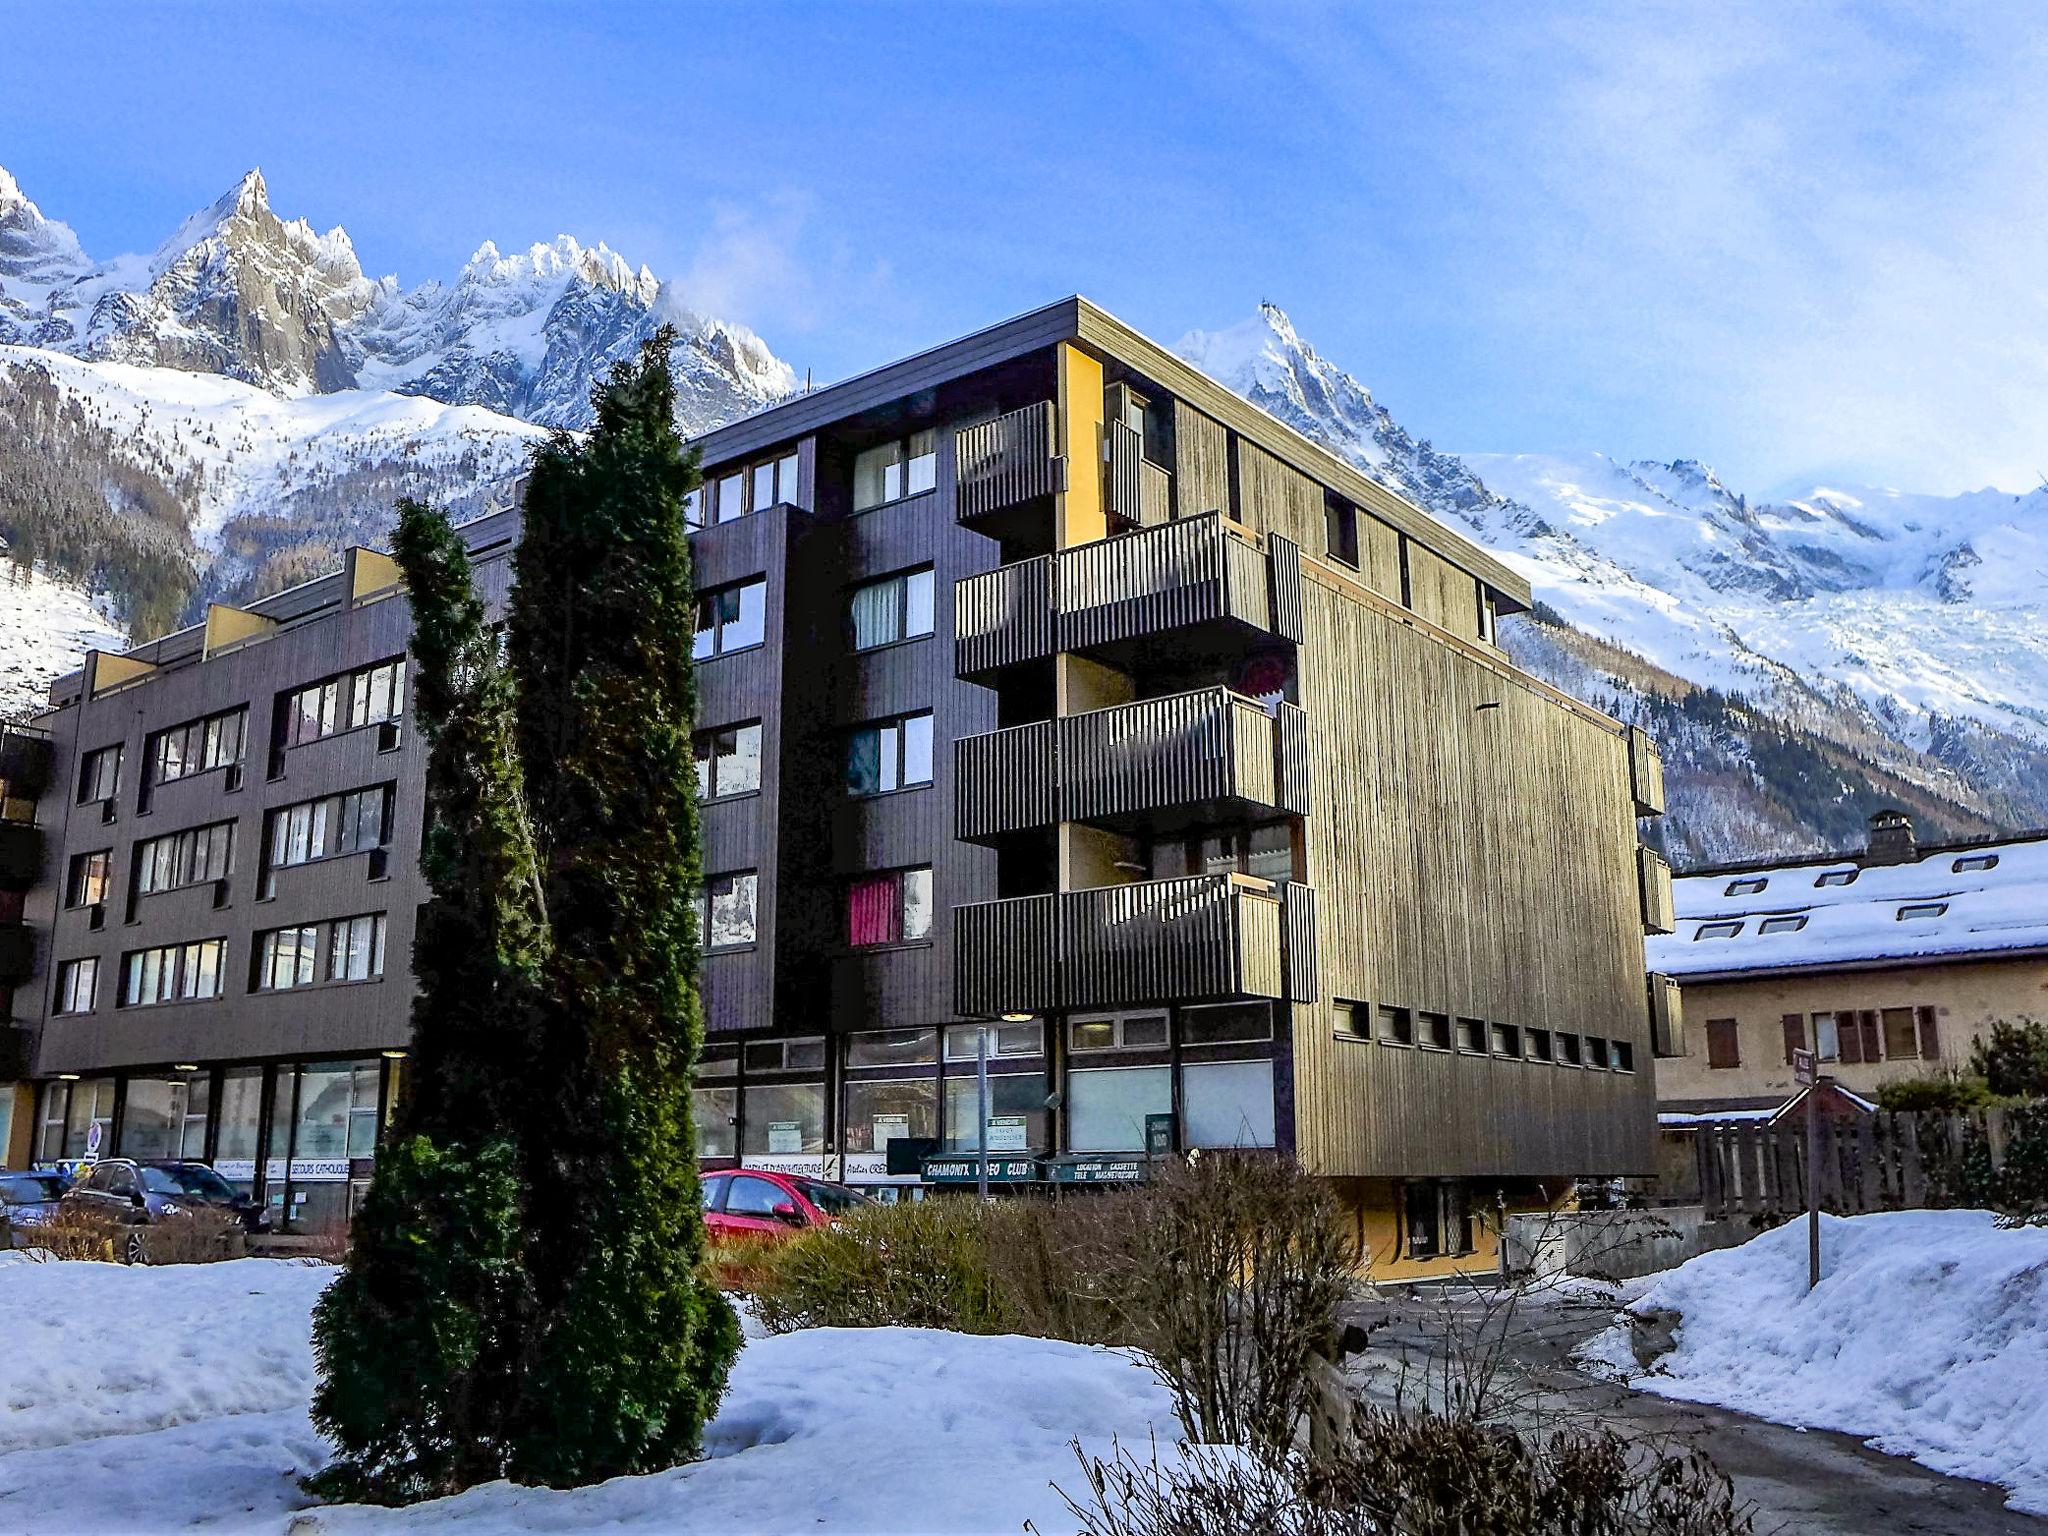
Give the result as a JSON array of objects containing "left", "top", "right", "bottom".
[{"left": 1, "top": 1171, "right": 70, "bottom": 1243}]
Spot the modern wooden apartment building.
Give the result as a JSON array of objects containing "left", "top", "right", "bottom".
[{"left": 0, "top": 299, "right": 1671, "bottom": 1273}]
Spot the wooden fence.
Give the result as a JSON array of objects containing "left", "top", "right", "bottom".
[{"left": 1695, "top": 1109, "right": 2015, "bottom": 1220}]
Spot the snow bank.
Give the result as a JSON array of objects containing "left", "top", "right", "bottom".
[
  {"left": 1583, "top": 1210, "right": 2048, "bottom": 1513},
  {"left": 0, "top": 1253, "right": 1181, "bottom": 1535}
]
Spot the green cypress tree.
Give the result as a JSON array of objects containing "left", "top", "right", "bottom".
[
  {"left": 507, "top": 331, "right": 740, "bottom": 1484},
  {"left": 306, "top": 499, "right": 549, "bottom": 1502}
]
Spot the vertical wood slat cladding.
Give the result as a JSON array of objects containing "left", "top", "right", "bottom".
[
  {"left": 1291, "top": 569, "right": 1653, "bottom": 1177},
  {"left": 1637, "top": 846, "right": 1675, "bottom": 934},
  {"left": 1276, "top": 702, "right": 1313, "bottom": 816},
  {"left": 1404, "top": 543, "right": 1481, "bottom": 642},
  {"left": 1172, "top": 400, "right": 1231, "bottom": 519},
  {"left": 953, "top": 401, "right": 1065, "bottom": 521},
  {"left": 954, "top": 891, "right": 1058, "bottom": 1015},
  {"left": 1266, "top": 534, "right": 1305, "bottom": 642},
  {"left": 954, "top": 720, "right": 1055, "bottom": 842},
  {"left": 1233, "top": 437, "right": 1326, "bottom": 553},
  {"left": 1627, "top": 726, "right": 1665, "bottom": 817},
  {"left": 1358, "top": 516, "right": 1403, "bottom": 603},
  {"left": 1105, "top": 420, "right": 1145, "bottom": 526},
  {"left": 954, "top": 555, "right": 1054, "bottom": 675},
  {"left": 1283, "top": 882, "right": 1318, "bottom": 1003}
]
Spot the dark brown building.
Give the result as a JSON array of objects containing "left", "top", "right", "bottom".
[{"left": 0, "top": 298, "right": 1671, "bottom": 1275}]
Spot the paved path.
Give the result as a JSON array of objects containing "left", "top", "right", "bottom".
[{"left": 1338, "top": 1283, "right": 2040, "bottom": 1536}]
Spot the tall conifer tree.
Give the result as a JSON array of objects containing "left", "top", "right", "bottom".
[
  {"left": 507, "top": 331, "right": 739, "bottom": 1484},
  {"left": 307, "top": 499, "right": 549, "bottom": 1501}
]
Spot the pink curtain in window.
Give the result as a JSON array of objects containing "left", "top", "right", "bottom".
[{"left": 847, "top": 875, "right": 897, "bottom": 947}]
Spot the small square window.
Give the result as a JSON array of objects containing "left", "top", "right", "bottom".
[
  {"left": 1490, "top": 1022, "right": 1521, "bottom": 1058},
  {"left": 1376, "top": 1007, "right": 1413, "bottom": 1047},
  {"left": 1334, "top": 1000, "right": 1369, "bottom": 1041},
  {"left": 1612, "top": 1041, "right": 1635, "bottom": 1073},
  {"left": 1525, "top": 1028, "right": 1554, "bottom": 1063},
  {"left": 1556, "top": 1033, "right": 1583, "bottom": 1067},
  {"left": 1418, "top": 1012, "right": 1452, "bottom": 1051},
  {"left": 1585, "top": 1036, "right": 1611, "bottom": 1069},
  {"left": 1455, "top": 1017, "right": 1486, "bottom": 1053}
]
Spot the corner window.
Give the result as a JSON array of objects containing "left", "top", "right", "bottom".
[
  {"left": 845, "top": 712, "right": 933, "bottom": 796},
  {"left": 693, "top": 579, "right": 767, "bottom": 659},
  {"left": 848, "top": 568, "right": 936, "bottom": 651},
  {"left": 846, "top": 866, "right": 932, "bottom": 946},
  {"left": 852, "top": 429, "right": 937, "bottom": 511},
  {"left": 695, "top": 872, "right": 759, "bottom": 950},
  {"left": 695, "top": 722, "right": 763, "bottom": 800}
]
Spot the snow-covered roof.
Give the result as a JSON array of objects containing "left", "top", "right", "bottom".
[{"left": 1647, "top": 830, "right": 2048, "bottom": 979}]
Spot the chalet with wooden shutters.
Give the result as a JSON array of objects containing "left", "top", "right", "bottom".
[{"left": 1646, "top": 812, "right": 2048, "bottom": 1148}]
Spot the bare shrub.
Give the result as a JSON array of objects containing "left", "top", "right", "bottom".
[
  {"left": 13, "top": 1204, "right": 126, "bottom": 1262},
  {"left": 137, "top": 1208, "right": 245, "bottom": 1264}
]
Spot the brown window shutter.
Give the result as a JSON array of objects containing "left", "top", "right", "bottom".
[
  {"left": 1917, "top": 1006, "right": 1940, "bottom": 1060},
  {"left": 1707, "top": 1018, "right": 1740, "bottom": 1069},
  {"left": 1859, "top": 1010, "right": 1882, "bottom": 1062},
  {"left": 1839, "top": 1010, "right": 1864, "bottom": 1063},
  {"left": 1781, "top": 1014, "right": 1806, "bottom": 1064}
]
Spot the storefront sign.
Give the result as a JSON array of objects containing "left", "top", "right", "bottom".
[
  {"left": 922, "top": 1155, "right": 1041, "bottom": 1184},
  {"left": 839, "top": 1151, "right": 921, "bottom": 1185},
  {"left": 213, "top": 1159, "right": 256, "bottom": 1181},
  {"left": 289, "top": 1159, "right": 351, "bottom": 1183},
  {"left": 741, "top": 1153, "right": 833, "bottom": 1179},
  {"left": 767, "top": 1121, "right": 804, "bottom": 1155},
  {"left": 986, "top": 1116, "right": 1028, "bottom": 1153},
  {"left": 1046, "top": 1155, "right": 1149, "bottom": 1185}
]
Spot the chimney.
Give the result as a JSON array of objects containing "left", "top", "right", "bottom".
[{"left": 1864, "top": 809, "right": 1918, "bottom": 866}]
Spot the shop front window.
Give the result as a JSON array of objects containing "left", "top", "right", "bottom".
[
  {"left": 63, "top": 1078, "right": 115, "bottom": 1160},
  {"left": 1180, "top": 1060, "right": 1276, "bottom": 1148},
  {"left": 943, "top": 1072, "right": 1049, "bottom": 1153},
  {"left": 118, "top": 1075, "right": 182, "bottom": 1160},
  {"left": 215, "top": 1067, "right": 265, "bottom": 1190},
  {"left": 180, "top": 1074, "right": 212, "bottom": 1159},
  {"left": 1067, "top": 1065, "right": 1170, "bottom": 1153},
  {"left": 842, "top": 1077, "right": 938, "bottom": 1154},
  {"left": 741, "top": 1082, "right": 826, "bottom": 1156},
  {"left": 695, "top": 1086, "right": 738, "bottom": 1160}
]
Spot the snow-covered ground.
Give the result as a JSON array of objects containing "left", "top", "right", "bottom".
[
  {"left": 0, "top": 1253, "right": 1179, "bottom": 1535},
  {"left": 1580, "top": 1210, "right": 2048, "bottom": 1515}
]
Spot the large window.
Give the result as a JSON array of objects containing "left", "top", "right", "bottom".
[
  {"left": 134, "top": 819, "right": 236, "bottom": 896},
  {"left": 695, "top": 723, "right": 763, "bottom": 800},
  {"left": 1182, "top": 1059, "right": 1276, "bottom": 1149},
  {"left": 1068, "top": 1065, "right": 1171, "bottom": 1153},
  {"left": 293, "top": 1061, "right": 384, "bottom": 1160},
  {"left": 842, "top": 1077, "right": 938, "bottom": 1154},
  {"left": 846, "top": 866, "right": 932, "bottom": 946},
  {"left": 147, "top": 708, "right": 246, "bottom": 786},
  {"left": 944, "top": 1072, "right": 1049, "bottom": 1153},
  {"left": 742, "top": 1082, "right": 826, "bottom": 1155},
  {"left": 845, "top": 712, "right": 933, "bottom": 796},
  {"left": 848, "top": 568, "right": 936, "bottom": 651},
  {"left": 283, "top": 658, "right": 406, "bottom": 748},
  {"left": 264, "top": 784, "right": 393, "bottom": 891},
  {"left": 694, "top": 579, "right": 767, "bottom": 659},
  {"left": 1881, "top": 1007, "right": 1920, "bottom": 1060},
  {"left": 118, "top": 939, "right": 226, "bottom": 1007},
  {"left": 65, "top": 850, "right": 111, "bottom": 908},
  {"left": 695, "top": 1045, "right": 739, "bottom": 1160},
  {"left": 54, "top": 957, "right": 98, "bottom": 1015},
  {"left": 255, "top": 913, "right": 386, "bottom": 991},
  {"left": 852, "top": 429, "right": 937, "bottom": 511},
  {"left": 78, "top": 745, "right": 122, "bottom": 805},
  {"left": 695, "top": 872, "right": 758, "bottom": 950},
  {"left": 691, "top": 449, "right": 800, "bottom": 527}
]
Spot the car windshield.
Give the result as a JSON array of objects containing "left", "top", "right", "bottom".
[
  {"left": 140, "top": 1166, "right": 235, "bottom": 1200},
  {"left": 798, "top": 1180, "right": 872, "bottom": 1216},
  {"left": 1, "top": 1174, "right": 64, "bottom": 1204}
]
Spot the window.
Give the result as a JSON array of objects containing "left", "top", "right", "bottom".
[
  {"left": 846, "top": 1028, "right": 937, "bottom": 1069},
  {"left": 284, "top": 658, "right": 406, "bottom": 747},
  {"left": 1067, "top": 1064, "right": 1171, "bottom": 1152},
  {"left": 1168, "top": 822, "right": 1294, "bottom": 884},
  {"left": 118, "top": 939, "right": 226, "bottom": 1006},
  {"left": 1402, "top": 1181, "right": 1474, "bottom": 1260},
  {"left": 1882, "top": 1007, "right": 1919, "bottom": 1060},
  {"left": 288, "top": 1060, "right": 383, "bottom": 1160},
  {"left": 852, "top": 428, "right": 937, "bottom": 511},
  {"left": 1333, "top": 1000, "right": 1369, "bottom": 1041},
  {"left": 1182, "top": 1060, "right": 1277, "bottom": 1149},
  {"left": 54, "top": 957, "right": 98, "bottom": 1015},
  {"left": 695, "top": 872, "right": 759, "bottom": 950},
  {"left": 78, "top": 745, "right": 122, "bottom": 805},
  {"left": 693, "top": 579, "right": 766, "bottom": 659},
  {"left": 348, "top": 660, "right": 407, "bottom": 731},
  {"left": 255, "top": 914, "right": 384, "bottom": 990},
  {"left": 134, "top": 820, "right": 235, "bottom": 896},
  {"left": 148, "top": 708, "right": 246, "bottom": 786},
  {"left": 1557, "top": 1032, "right": 1584, "bottom": 1066},
  {"left": 845, "top": 712, "right": 934, "bottom": 795},
  {"left": 1724, "top": 877, "right": 1767, "bottom": 896},
  {"left": 1418, "top": 1012, "right": 1453, "bottom": 1051},
  {"left": 696, "top": 450, "right": 801, "bottom": 526},
  {"left": 695, "top": 722, "right": 763, "bottom": 800},
  {"left": 1612, "top": 1041, "right": 1635, "bottom": 1073},
  {"left": 743, "top": 1037, "right": 827, "bottom": 1073},
  {"left": 1815, "top": 869, "right": 1857, "bottom": 888},
  {"left": 1953, "top": 853, "right": 1999, "bottom": 873},
  {"left": 1069, "top": 1011, "right": 1169, "bottom": 1052},
  {"left": 1897, "top": 902, "right": 1947, "bottom": 921},
  {"left": 1376, "top": 1006, "right": 1414, "bottom": 1046},
  {"left": 1324, "top": 497, "right": 1360, "bottom": 568},
  {"left": 1477, "top": 589, "right": 1498, "bottom": 646},
  {"left": 1759, "top": 915, "right": 1808, "bottom": 935},
  {"left": 1456, "top": 1017, "right": 1487, "bottom": 1053},
  {"left": 1491, "top": 1022, "right": 1522, "bottom": 1058},
  {"left": 842, "top": 1076, "right": 938, "bottom": 1153},
  {"left": 945, "top": 1019, "right": 1044, "bottom": 1059},
  {"left": 848, "top": 567, "right": 937, "bottom": 651},
  {"left": 1705, "top": 1018, "right": 1741, "bottom": 1069},
  {"left": 1694, "top": 920, "right": 1743, "bottom": 940},
  {"left": 742, "top": 1083, "right": 826, "bottom": 1155},
  {"left": 264, "top": 784, "right": 394, "bottom": 889},
  {"left": 66, "top": 850, "right": 111, "bottom": 908},
  {"left": 1525, "top": 1027, "right": 1555, "bottom": 1063},
  {"left": 945, "top": 1072, "right": 1049, "bottom": 1154},
  {"left": 1180, "top": 1001, "right": 1274, "bottom": 1046},
  {"left": 695, "top": 1086, "right": 737, "bottom": 1160},
  {"left": 1813, "top": 1012, "right": 1841, "bottom": 1061},
  {"left": 846, "top": 866, "right": 932, "bottom": 946},
  {"left": 1585, "top": 1036, "right": 1611, "bottom": 1069}
]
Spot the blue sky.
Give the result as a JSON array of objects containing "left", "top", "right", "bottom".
[{"left": 4, "top": 2, "right": 2043, "bottom": 495}]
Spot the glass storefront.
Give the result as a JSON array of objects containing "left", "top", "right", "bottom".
[
  {"left": 63, "top": 1078, "right": 115, "bottom": 1160},
  {"left": 842, "top": 1076, "right": 937, "bottom": 1154},
  {"left": 943, "top": 1072, "right": 1049, "bottom": 1153},
  {"left": 694, "top": 1086, "right": 738, "bottom": 1160},
  {"left": 117, "top": 1075, "right": 183, "bottom": 1160},
  {"left": 1181, "top": 1059, "right": 1276, "bottom": 1148},
  {"left": 214, "top": 1066, "right": 266, "bottom": 1191},
  {"left": 741, "top": 1081, "right": 826, "bottom": 1155},
  {"left": 1067, "top": 1065, "right": 1171, "bottom": 1153}
]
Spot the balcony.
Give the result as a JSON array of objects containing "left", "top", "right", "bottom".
[
  {"left": 1105, "top": 420, "right": 1172, "bottom": 528},
  {"left": 954, "top": 874, "right": 1316, "bottom": 1016},
  {"left": 0, "top": 725, "right": 53, "bottom": 798},
  {"left": 955, "top": 689, "right": 1311, "bottom": 842},
  {"left": 955, "top": 512, "right": 1303, "bottom": 679},
  {"left": 0, "top": 923, "right": 32, "bottom": 984},
  {"left": 0, "top": 820, "right": 41, "bottom": 892},
  {"left": 955, "top": 402, "right": 1066, "bottom": 524}
]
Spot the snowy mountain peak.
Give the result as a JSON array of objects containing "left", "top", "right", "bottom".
[{"left": 0, "top": 164, "right": 92, "bottom": 306}]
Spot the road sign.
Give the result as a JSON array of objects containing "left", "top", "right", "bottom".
[{"left": 1792, "top": 1047, "right": 1817, "bottom": 1086}]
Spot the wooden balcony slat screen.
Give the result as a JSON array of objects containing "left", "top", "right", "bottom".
[{"left": 955, "top": 402, "right": 1065, "bottom": 521}]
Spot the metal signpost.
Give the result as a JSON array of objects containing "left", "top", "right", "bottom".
[
  {"left": 976, "top": 1022, "right": 991, "bottom": 1202},
  {"left": 1793, "top": 1046, "right": 1820, "bottom": 1290}
]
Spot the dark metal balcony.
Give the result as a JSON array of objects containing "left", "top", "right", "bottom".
[
  {"left": 955, "top": 402, "right": 1066, "bottom": 524},
  {"left": 955, "top": 512, "right": 1303, "bottom": 679},
  {"left": 0, "top": 725, "right": 53, "bottom": 798},
  {"left": 0, "top": 923, "right": 32, "bottom": 984},
  {"left": 955, "top": 689, "right": 1311, "bottom": 842},
  {"left": 954, "top": 874, "right": 1316, "bottom": 1016},
  {"left": 0, "top": 820, "right": 41, "bottom": 892}
]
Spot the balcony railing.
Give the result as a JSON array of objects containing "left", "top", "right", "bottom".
[
  {"left": 955, "top": 402, "right": 1066, "bottom": 522},
  {"left": 0, "top": 820, "right": 41, "bottom": 892},
  {"left": 954, "top": 874, "right": 1316, "bottom": 1016},
  {"left": 0, "top": 725, "right": 53, "bottom": 799},
  {"left": 955, "top": 512, "right": 1303, "bottom": 678},
  {"left": 1105, "top": 420, "right": 1172, "bottom": 528},
  {"left": 955, "top": 689, "right": 1311, "bottom": 841}
]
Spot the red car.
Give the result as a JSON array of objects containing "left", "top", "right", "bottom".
[{"left": 700, "top": 1169, "right": 872, "bottom": 1243}]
